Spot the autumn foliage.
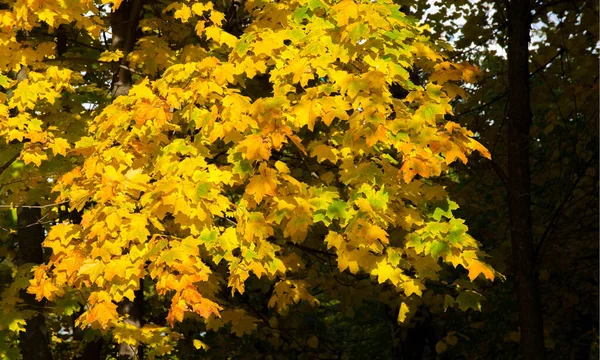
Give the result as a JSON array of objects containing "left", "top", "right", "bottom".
[{"left": 0, "top": 0, "right": 498, "bottom": 358}]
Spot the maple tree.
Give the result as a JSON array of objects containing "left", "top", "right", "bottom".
[{"left": 0, "top": 0, "right": 501, "bottom": 358}]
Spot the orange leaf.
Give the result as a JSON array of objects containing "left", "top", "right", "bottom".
[{"left": 467, "top": 260, "right": 495, "bottom": 281}]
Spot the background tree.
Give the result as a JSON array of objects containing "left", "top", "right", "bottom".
[
  {"left": 0, "top": 0, "right": 502, "bottom": 359},
  {"left": 406, "top": 0, "right": 598, "bottom": 358}
]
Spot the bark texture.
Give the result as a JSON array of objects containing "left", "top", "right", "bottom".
[
  {"left": 16, "top": 207, "right": 53, "bottom": 360},
  {"left": 506, "top": 1, "right": 545, "bottom": 359},
  {"left": 110, "top": 0, "right": 144, "bottom": 98}
]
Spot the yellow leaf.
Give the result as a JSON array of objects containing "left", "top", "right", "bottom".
[
  {"left": 293, "top": 99, "right": 318, "bottom": 130},
  {"left": 167, "top": 300, "right": 186, "bottom": 326},
  {"left": 402, "top": 279, "right": 422, "bottom": 297},
  {"left": 400, "top": 157, "right": 430, "bottom": 182},
  {"left": 283, "top": 200, "right": 312, "bottom": 243},
  {"left": 397, "top": 302, "right": 409, "bottom": 323},
  {"left": 310, "top": 144, "right": 338, "bottom": 163},
  {"left": 7, "top": 129, "right": 25, "bottom": 142},
  {"left": 274, "top": 161, "right": 290, "bottom": 174},
  {"left": 98, "top": 49, "right": 124, "bottom": 62},
  {"left": 246, "top": 163, "right": 278, "bottom": 203},
  {"left": 364, "top": 224, "right": 388, "bottom": 244},
  {"left": 128, "top": 78, "right": 154, "bottom": 99},
  {"left": 195, "top": 21, "right": 206, "bottom": 37},
  {"left": 86, "top": 300, "right": 118, "bottom": 329},
  {"left": 365, "top": 124, "right": 388, "bottom": 147},
  {"left": 191, "top": 3, "right": 209, "bottom": 15},
  {"left": 191, "top": 297, "right": 223, "bottom": 319},
  {"left": 27, "top": 276, "right": 58, "bottom": 301},
  {"left": 8, "top": 317, "right": 26, "bottom": 333},
  {"left": 413, "top": 43, "right": 442, "bottom": 62},
  {"left": 21, "top": 147, "right": 48, "bottom": 166},
  {"left": 205, "top": 26, "right": 221, "bottom": 41},
  {"left": 470, "top": 138, "right": 491, "bottom": 159},
  {"left": 442, "top": 83, "right": 467, "bottom": 99},
  {"left": 443, "top": 145, "right": 468, "bottom": 165},
  {"left": 459, "top": 62, "right": 482, "bottom": 83},
  {"left": 324, "top": 231, "right": 344, "bottom": 250},
  {"left": 51, "top": 138, "right": 70, "bottom": 156},
  {"left": 113, "top": 323, "right": 143, "bottom": 346},
  {"left": 337, "top": 251, "right": 360, "bottom": 274},
  {"left": 209, "top": 11, "right": 225, "bottom": 26},
  {"left": 204, "top": 26, "right": 237, "bottom": 47},
  {"left": 78, "top": 260, "right": 105, "bottom": 284},
  {"left": 174, "top": 4, "right": 192, "bottom": 22},
  {"left": 239, "top": 134, "right": 270, "bottom": 161},
  {"left": 36, "top": 9, "right": 57, "bottom": 27},
  {"left": 193, "top": 339, "right": 209, "bottom": 350}
]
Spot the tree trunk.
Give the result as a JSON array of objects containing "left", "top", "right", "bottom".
[
  {"left": 117, "top": 284, "right": 145, "bottom": 359},
  {"left": 80, "top": 339, "right": 104, "bottom": 360},
  {"left": 16, "top": 207, "right": 53, "bottom": 360},
  {"left": 506, "top": 1, "right": 545, "bottom": 359},
  {"left": 73, "top": 309, "right": 103, "bottom": 360},
  {"left": 110, "top": 1, "right": 145, "bottom": 358},
  {"left": 110, "top": 0, "right": 144, "bottom": 99}
]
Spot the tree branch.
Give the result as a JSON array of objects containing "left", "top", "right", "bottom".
[
  {"left": 457, "top": 47, "right": 564, "bottom": 118},
  {"left": 535, "top": 155, "right": 596, "bottom": 262},
  {"left": 0, "top": 152, "right": 19, "bottom": 176}
]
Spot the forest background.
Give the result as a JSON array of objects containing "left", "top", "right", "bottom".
[{"left": 0, "top": 0, "right": 597, "bottom": 359}]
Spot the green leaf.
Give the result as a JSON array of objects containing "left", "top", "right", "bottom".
[
  {"left": 244, "top": 248, "right": 258, "bottom": 261},
  {"left": 447, "top": 218, "right": 468, "bottom": 244},
  {"left": 431, "top": 199, "right": 458, "bottom": 221},
  {"left": 429, "top": 240, "right": 450, "bottom": 259},
  {"left": 197, "top": 182, "right": 211, "bottom": 198},
  {"left": 327, "top": 200, "right": 348, "bottom": 220},
  {"left": 443, "top": 294, "right": 455, "bottom": 311},
  {"left": 349, "top": 23, "right": 368, "bottom": 43},
  {"left": 200, "top": 228, "right": 218, "bottom": 244},
  {"left": 0, "top": 74, "right": 10, "bottom": 88},
  {"left": 292, "top": 6, "right": 309, "bottom": 23},
  {"left": 235, "top": 41, "right": 251, "bottom": 56},
  {"left": 307, "top": 0, "right": 327, "bottom": 11},
  {"left": 456, "top": 290, "right": 484, "bottom": 311}
]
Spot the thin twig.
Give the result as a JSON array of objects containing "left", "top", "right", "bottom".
[
  {"left": 535, "top": 155, "right": 596, "bottom": 262},
  {"left": 0, "top": 201, "right": 69, "bottom": 209},
  {"left": 457, "top": 48, "right": 564, "bottom": 117}
]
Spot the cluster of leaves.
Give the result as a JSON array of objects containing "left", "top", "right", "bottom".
[{"left": 0, "top": 0, "right": 498, "bottom": 358}]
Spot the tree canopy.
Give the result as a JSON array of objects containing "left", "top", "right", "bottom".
[{"left": 0, "top": 0, "right": 597, "bottom": 359}]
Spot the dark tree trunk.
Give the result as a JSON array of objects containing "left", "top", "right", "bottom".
[
  {"left": 388, "top": 305, "right": 437, "bottom": 360},
  {"left": 110, "top": 2, "right": 145, "bottom": 358},
  {"left": 56, "top": 24, "right": 68, "bottom": 58},
  {"left": 73, "top": 309, "right": 103, "bottom": 360},
  {"left": 506, "top": 1, "right": 545, "bottom": 359},
  {"left": 110, "top": 0, "right": 144, "bottom": 99},
  {"left": 80, "top": 339, "right": 104, "bottom": 360},
  {"left": 15, "top": 207, "right": 53, "bottom": 360}
]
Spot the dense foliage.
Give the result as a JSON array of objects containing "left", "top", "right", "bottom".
[
  {"left": 0, "top": 0, "right": 597, "bottom": 359},
  {"left": 0, "top": 0, "right": 499, "bottom": 358}
]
